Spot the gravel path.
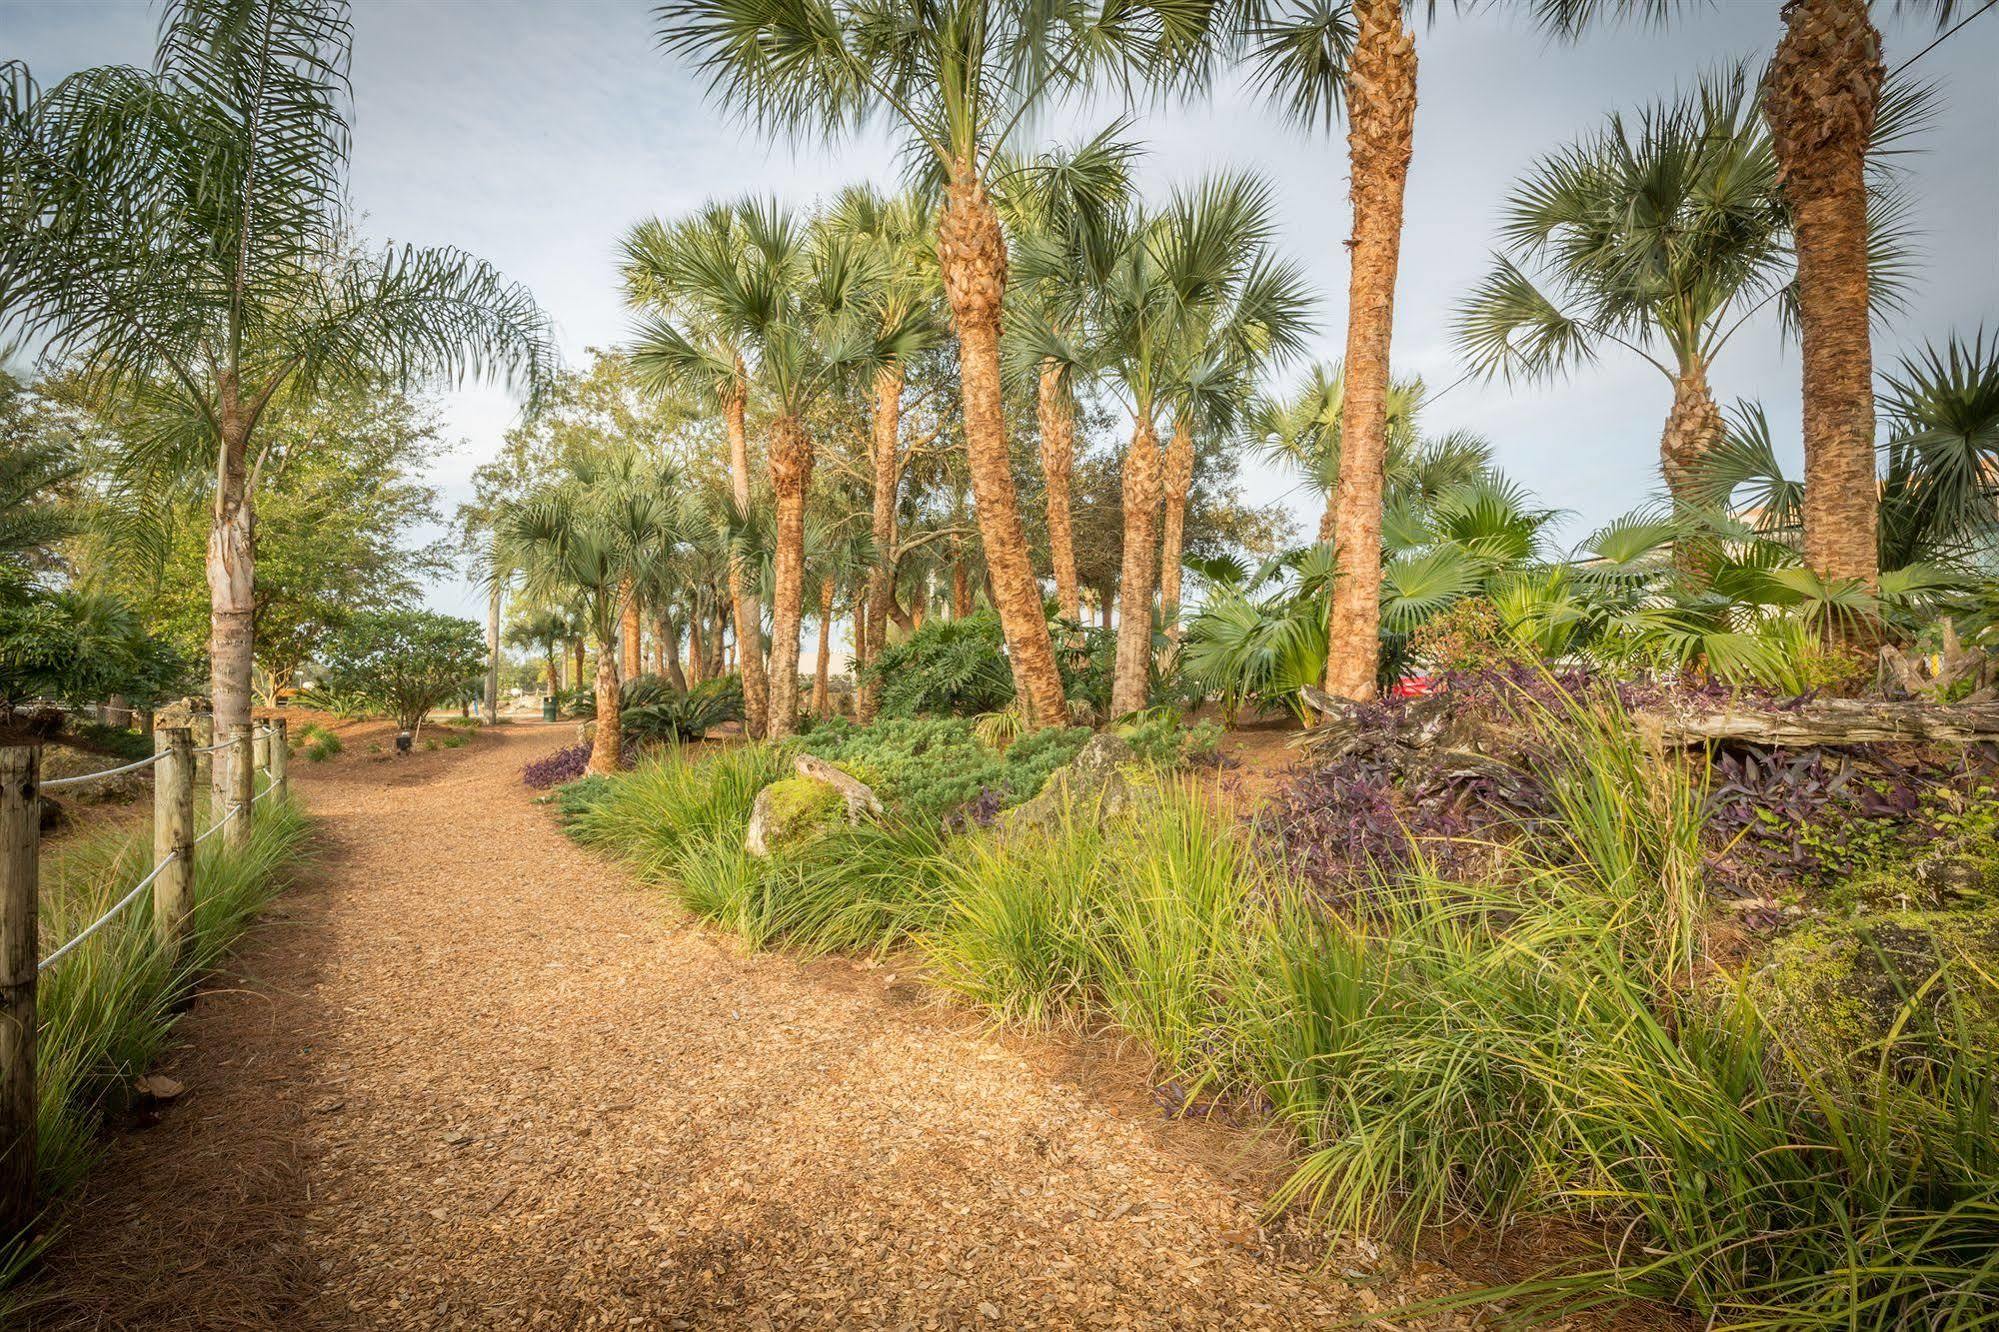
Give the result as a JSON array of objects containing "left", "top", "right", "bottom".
[{"left": 19, "top": 724, "right": 1427, "bottom": 1330}]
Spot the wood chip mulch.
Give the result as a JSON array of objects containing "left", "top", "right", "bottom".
[{"left": 15, "top": 724, "right": 1465, "bottom": 1330}]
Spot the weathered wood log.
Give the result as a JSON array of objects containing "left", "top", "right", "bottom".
[{"left": 1638, "top": 699, "right": 1999, "bottom": 747}]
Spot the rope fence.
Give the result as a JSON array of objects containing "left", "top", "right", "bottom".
[{"left": 2, "top": 716, "right": 291, "bottom": 1234}]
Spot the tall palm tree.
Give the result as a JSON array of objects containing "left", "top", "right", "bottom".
[
  {"left": 496, "top": 453, "right": 685, "bottom": 772},
  {"left": 820, "top": 185, "right": 942, "bottom": 722},
  {"left": 621, "top": 204, "right": 775, "bottom": 737},
  {"left": 654, "top": 0, "right": 1166, "bottom": 728},
  {"left": 1241, "top": 0, "right": 1417, "bottom": 701},
  {"left": 0, "top": 0, "right": 550, "bottom": 804},
  {"left": 631, "top": 200, "right": 915, "bottom": 737},
  {"left": 999, "top": 128, "right": 1141, "bottom": 628},
  {"left": 505, "top": 607, "right": 572, "bottom": 697},
  {"left": 1023, "top": 174, "right": 1310, "bottom": 715}
]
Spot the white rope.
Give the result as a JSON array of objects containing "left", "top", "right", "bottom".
[
  {"left": 192, "top": 740, "right": 234, "bottom": 755},
  {"left": 38, "top": 852, "right": 179, "bottom": 972},
  {"left": 42, "top": 750, "right": 168, "bottom": 790},
  {"left": 253, "top": 782, "right": 279, "bottom": 804},
  {"left": 192, "top": 804, "right": 242, "bottom": 846}
]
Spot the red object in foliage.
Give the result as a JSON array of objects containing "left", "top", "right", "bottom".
[{"left": 1390, "top": 675, "right": 1439, "bottom": 699}]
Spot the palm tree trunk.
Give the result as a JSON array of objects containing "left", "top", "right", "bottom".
[
  {"left": 572, "top": 638, "right": 585, "bottom": 693},
  {"left": 1037, "top": 360, "right": 1081, "bottom": 624},
  {"left": 725, "top": 379, "right": 773, "bottom": 736},
  {"left": 1159, "top": 418, "right": 1196, "bottom": 642},
  {"left": 659, "top": 609, "right": 688, "bottom": 692},
  {"left": 812, "top": 577, "right": 835, "bottom": 718},
  {"left": 485, "top": 581, "right": 503, "bottom": 717},
  {"left": 207, "top": 386, "right": 255, "bottom": 811},
  {"left": 545, "top": 648, "right": 559, "bottom": 697},
  {"left": 861, "top": 364, "right": 902, "bottom": 723},
  {"left": 686, "top": 614, "right": 706, "bottom": 687},
  {"left": 766, "top": 415, "right": 812, "bottom": 739},
  {"left": 1768, "top": 0, "right": 1883, "bottom": 591},
  {"left": 708, "top": 605, "right": 727, "bottom": 678},
  {"left": 1323, "top": 0, "right": 1417, "bottom": 703},
  {"left": 1111, "top": 417, "right": 1163, "bottom": 717},
  {"left": 587, "top": 638, "right": 622, "bottom": 774},
  {"left": 620, "top": 581, "right": 643, "bottom": 680},
  {"left": 1661, "top": 357, "right": 1725, "bottom": 505},
  {"left": 951, "top": 559, "right": 972, "bottom": 618},
  {"left": 938, "top": 167, "right": 1067, "bottom": 728},
  {"left": 851, "top": 599, "right": 866, "bottom": 718}
]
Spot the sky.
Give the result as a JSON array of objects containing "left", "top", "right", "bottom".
[{"left": 5, "top": 0, "right": 1996, "bottom": 623}]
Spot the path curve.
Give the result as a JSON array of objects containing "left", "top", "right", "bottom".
[{"left": 21, "top": 724, "right": 1409, "bottom": 1330}]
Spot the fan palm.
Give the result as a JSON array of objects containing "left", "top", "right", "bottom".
[
  {"left": 819, "top": 184, "right": 943, "bottom": 722},
  {"left": 495, "top": 453, "right": 687, "bottom": 772},
  {"left": 653, "top": 0, "right": 1177, "bottom": 728},
  {"left": 0, "top": 0, "right": 551, "bottom": 804},
  {"left": 506, "top": 606, "right": 573, "bottom": 696}
]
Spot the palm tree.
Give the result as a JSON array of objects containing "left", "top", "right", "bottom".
[
  {"left": 1455, "top": 73, "right": 1794, "bottom": 507},
  {"left": 1240, "top": 0, "right": 1417, "bottom": 701},
  {"left": 630, "top": 200, "right": 914, "bottom": 738},
  {"left": 621, "top": 204, "right": 776, "bottom": 737},
  {"left": 820, "top": 185, "right": 942, "bottom": 722},
  {"left": 999, "top": 128, "right": 1141, "bottom": 628},
  {"left": 654, "top": 0, "right": 1165, "bottom": 728},
  {"left": 496, "top": 454, "right": 685, "bottom": 772},
  {"left": 0, "top": 0, "right": 550, "bottom": 804},
  {"left": 1022, "top": 174, "right": 1310, "bottom": 714},
  {"left": 506, "top": 607, "right": 572, "bottom": 697}
]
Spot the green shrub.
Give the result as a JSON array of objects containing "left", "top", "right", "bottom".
[
  {"left": 292, "top": 722, "right": 344, "bottom": 762},
  {"left": 863, "top": 613, "right": 1014, "bottom": 717},
  {"left": 799, "top": 717, "right": 1089, "bottom": 825}
]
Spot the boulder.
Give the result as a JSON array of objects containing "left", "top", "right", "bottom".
[
  {"left": 998, "top": 732, "right": 1145, "bottom": 839},
  {"left": 1749, "top": 908, "right": 1999, "bottom": 1068},
  {"left": 744, "top": 755, "right": 883, "bottom": 857}
]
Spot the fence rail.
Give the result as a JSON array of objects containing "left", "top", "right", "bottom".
[{"left": 0, "top": 715, "right": 289, "bottom": 1237}]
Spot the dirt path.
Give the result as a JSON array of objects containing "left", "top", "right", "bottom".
[{"left": 18, "top": 724, "right": 1416, "bottom": 1331}]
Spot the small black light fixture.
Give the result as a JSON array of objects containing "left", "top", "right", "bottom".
[{"left": 395, "top": 730, "right": 413, "bottom": 754}]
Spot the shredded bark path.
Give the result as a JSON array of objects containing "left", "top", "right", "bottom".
[{"left": 19, "top": 725, "right": 1437, "bottom": 1331}]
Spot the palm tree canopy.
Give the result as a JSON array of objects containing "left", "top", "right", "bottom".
[{"left": 0, "top": 0, "right": 553, "bottom": 461}]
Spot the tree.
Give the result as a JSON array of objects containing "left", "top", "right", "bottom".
[
  {"left": 0, "top": 0, "right": 550, "bottom": 806},
  {"left": 316, "top": 610, "right": 485, "bottom": 738},
  {"left": 496, "top": 453, "right": 686, "bottom": 772},
  {"left": 505, "top": 607, "right": 572, "bottom": 696},
  {"left": 655, "top": 0, "right": 1171, "bottom": 727}
]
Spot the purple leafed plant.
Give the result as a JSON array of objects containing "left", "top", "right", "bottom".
[{"left": 521, "top": 741, "right": 631, "bottom": 789}]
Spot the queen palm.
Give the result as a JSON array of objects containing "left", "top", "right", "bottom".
[
  {"left": 0, "top": 0, "right": 551, "bottom": 804},
  {"left": 496, "top": 453, "right": 685, "bottom": 773},
  {"left": 654, "top": 0, "right": 1169, "bottom": 728}
]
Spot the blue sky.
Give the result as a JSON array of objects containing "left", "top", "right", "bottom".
[{"left": 6, "top": 0, "right": 1995, "bottom": 621}]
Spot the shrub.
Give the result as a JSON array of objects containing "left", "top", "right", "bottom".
[
  {"left": 799, "top": 717, "right": 1090, "bottom": 825},
  {"left": 521, "top": 742, "right": 598, "bottom": 789},
  {"left": 312, "top": 610, "right": 486, "bottom": 732},
  {"left": 862, "top": 613, "right": 1014, "bottom": 717},
  {"left": 293, "top": 722, "right": 344, "bottom": 762}
]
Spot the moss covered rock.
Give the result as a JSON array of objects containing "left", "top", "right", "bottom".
[
  {"left": 999, "top": 732, "right": 1149, "bottom": 839},
  {"left": 1750, "top": 908, "right": 1999, "bottom": 1065},
  {"left": 744, "top": 776, "right": 844, "bottom": 857}
]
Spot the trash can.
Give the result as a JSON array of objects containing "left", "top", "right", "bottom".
[{"left": 542, "top": 696, "right": 558, "bottom": 723}]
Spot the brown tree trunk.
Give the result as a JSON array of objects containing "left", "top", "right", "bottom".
[
  {"left": 1323, "top": 0, "right": 1417, "bottom": 703},
  {"left": 587, "top": 640, "right": 622, "bottom": 774},
  {"left": 1768, "top": 0, "right": 1883, "bottom": 591},
  {"left": 725, "top": 378, "right": 772, "bottom": 735},
  {"left": 861, "top": 364, "right": 902, "bottom": 723},
  {"left": 812, "top": 577, "right": 835, "bottom": 718},
  {"left": 1037, "top": 360, "right": 1081, "bottom": 624},
  {"left": 1159, "top": 418, "right": 1195, "bottom": 642},
  {"left": 620, "top": 582, "right": 643, "bottom": 681},
  {"left": 545, "top": 650, "right": 560, "bottom": 697},
  {"left": 708, "top": 605, "right": 727, "bottom": 678},
  {"left": 207, "top": 384, "right": 255, "bottom": 812},
  {"left": 658, "top": 609, "right": 688, "bottom": 692},
  {"left": 766, "top": 415, "right": 812, "bottom": 739},
  {"left": 1111, "top": 417, "right": 1163, "bottom": 717},
  {"left": 937, "top": 166, "right": 1066, "bottom": 728},
  {"left": 686, "top": 614, "right": 706, "bottom": 688},
  {"left": 1099, "top": 594, "right": 1112, "bottom": 631},
  {"left": 951, "top": 559, "right": 972, "bottom": 618},
  {"left": 485, "top": 581, "right": 503, "bottom": 717},
  {"left": 1661, "top": 358, "right": 1725, "bottom": 505},
  {"left": 851, "top": 599, "right": 866, "bottom": 717},
  {"left": 572, "top": 638, "right": 585, "bottom": 692}
]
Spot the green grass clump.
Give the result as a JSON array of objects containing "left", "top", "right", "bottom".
[
  {"left": 292, "top": 722, "right": 343, "bottom": 762},
  {"left": 565, "top": 744, "right": 787, "bottom": 881},
  {"left": 4, "top": 791, "right": 311, "bottom": 1293}
]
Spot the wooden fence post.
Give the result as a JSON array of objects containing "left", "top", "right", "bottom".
[
  {"left": 192, "top": 714, "right": 214, "bottom": 816},
  {"left": 153, "top": 728, "right": 195, "bottom": 954},
  {"left": 270, "top": 719, "right": 288, "bottom": 803},
  {"left": 251, "top": 723, "right": 269, "bottom": 781},
  {"left": 0, "top": 746, "right": 39, "bottom": 1239},
  {"left": 227, "top": 723, "right": 254, "bottom": 851}
]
